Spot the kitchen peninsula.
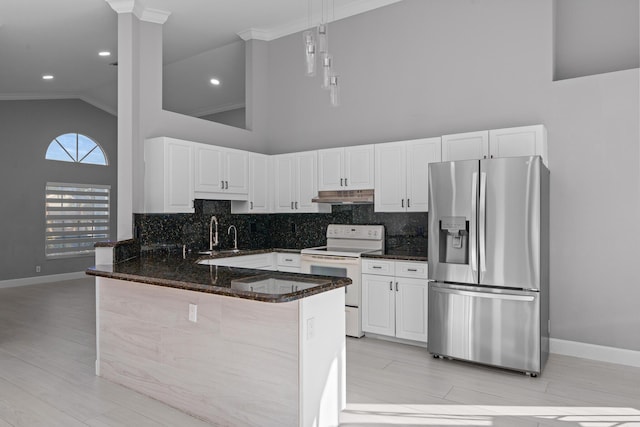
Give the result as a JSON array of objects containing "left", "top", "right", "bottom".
[{"left": 87, "top": 250, "right": 348, "bottom": 427}]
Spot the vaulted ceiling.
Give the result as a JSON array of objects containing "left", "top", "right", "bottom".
[{"left": 0, "top": 0, "right": 401, "bottom": 116}]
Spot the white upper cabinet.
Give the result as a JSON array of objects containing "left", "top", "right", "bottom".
[
  {"left": 194, "top": 143, "right": 248, "bottom": 200},
  {"left": 318, "top": 145, "right": 375, "bottom": 191},
  {"left": 143, "top": 137, "right": 194, "bottom": 213},
  {"left": 489, "top": 125, "right": 548, "bottom": 167},
  {"left": 441, "top": 130, "right": 489, "bottom": 162},
  {"left": 443, "top": 125, "right": 548, "bottom": 166},
  {"left": 273, "top": 151, "right": 331, "bottom": 213},
  {"left": 231, "top": 153, "right": 270, "bottom": 214},
  {"left": 375, "top": 138, "right": 441, "bottom": 212}
]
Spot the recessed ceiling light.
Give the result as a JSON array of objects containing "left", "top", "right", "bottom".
[
  {"left": 210, "top": 78, "right": 220, "bottom": 86},
  {"left": 42, "top": 75, "right": 54, "bottom": 80},
  {"left": 99, "top": 51, "right": 111, "bottom": 57}
]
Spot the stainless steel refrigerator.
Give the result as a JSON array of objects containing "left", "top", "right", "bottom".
[{"left": 427, "top": 155, "right": 549, "bottom": 376}]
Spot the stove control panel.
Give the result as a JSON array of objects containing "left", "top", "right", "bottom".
[{"left": 326, "top": 224, "right": 385, "bottom": 240}]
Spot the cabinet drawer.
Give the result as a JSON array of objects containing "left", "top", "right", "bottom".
[
  {"left": 277, "top": 253, "right": 301, "bottom": 268},
  {"left": 361, "top": 259, "right": 395, "bottom": 276},
  {"left": 396, "top": 261, "right": 428, "bottom": 279}
]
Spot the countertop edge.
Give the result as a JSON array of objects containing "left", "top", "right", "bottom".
[
  {"left": 361, "top": 253, "right": 428, "bottom": 262},
  {"left": 86, "top": 264, "right": 350, "bottom": 303}
]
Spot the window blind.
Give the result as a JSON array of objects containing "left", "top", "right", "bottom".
[{"left": 45, "top": 182, "right": 110, "bottom": 258}]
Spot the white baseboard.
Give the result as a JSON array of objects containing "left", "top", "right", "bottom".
[
  {"left": 0, "top": 272, "right": 88, "bottom": 289},
  {"left": 550, "top": 338, "right": 640, "bottom": 368}
]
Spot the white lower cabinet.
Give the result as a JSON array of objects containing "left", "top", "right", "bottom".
[
  {"left": 362, "top": 259, "right": 428, "bottom": 344},
  {"left": 276, "top": 252, "right": 301, "bottom": 273},
  {"left": 200, "top": 253, "right": 277, "bottom": 270}
]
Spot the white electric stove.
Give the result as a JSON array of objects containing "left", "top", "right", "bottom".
[{"left": 300, "top": 224, "right": 385, "bottom": 337}]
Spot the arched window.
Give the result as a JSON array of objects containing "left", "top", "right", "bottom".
[{"left": 45, "top": 133, "right": 108, "bottom": 165}]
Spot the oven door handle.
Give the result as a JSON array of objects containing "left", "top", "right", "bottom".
[{"left": 300, "top": 254, "right": 361, "bottom": 264}]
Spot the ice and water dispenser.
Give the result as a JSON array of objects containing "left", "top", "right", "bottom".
[{"left": 438, "top": 216, "right": 469, "bottom": 264}]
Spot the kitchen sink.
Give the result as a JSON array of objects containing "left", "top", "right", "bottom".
[{"left": 198, "top": 249, "right": 241, "bottom": 256}]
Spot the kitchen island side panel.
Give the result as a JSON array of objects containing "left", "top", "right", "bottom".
[{"left": 97, "top": 277, "right": 299, "bottom": 426}]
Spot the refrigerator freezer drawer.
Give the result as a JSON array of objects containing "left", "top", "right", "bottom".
[{"left": 428, "top": 283, "right": 541, "bottom": 374}]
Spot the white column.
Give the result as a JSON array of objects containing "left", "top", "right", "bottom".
[{"left": 105, "top": 0, "right": 170, "bottom": 239}]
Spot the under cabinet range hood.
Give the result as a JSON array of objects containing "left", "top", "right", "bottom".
[{"left": 312, "top": 189, "right": 374, "bottom": 204}]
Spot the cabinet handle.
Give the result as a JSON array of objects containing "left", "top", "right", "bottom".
[
  {"left": 407, "top": 198, "right": 410, "bottom": 208},
  {"left": 295, "top": 201, "right": 298, "bottom": 209},
  {"left": 490, "top": 155, "right": 494, "bottom": 159},
  {"left": 291, "top": 201, "right": 294, "bottom": 210},
  {"left": 407, "top": 268, "right": 417, "bottom": 272},
  {"left": 395, "top": 282, "right": 399, "bottom": 292},
  {"left": 372, "top": 266, "right": 382, "bottom": 269},
  {"left": 483, "top": 155, "right": 487, "bottom": 159},
  {"left": 340, "top": 178, "right": 343, "bottom": 187},
  {"left": 250, "top": 201, "right": 253, "bottom": 209},
  {"left": 221, "top": 180, "right": 224, "bottom": 189},
  {"left": 226, "top": 181, "right": 229, "bottom": 189},
  {"left": 285, "top": 258, "right": 293, "bottom": 262},
  {"left": 401, "top": 199, "right": 404, "bottom": 208},
  {"left": 345, "top": 178, "right": 348, "bottom": 187},
  {"left": 389, "top": 281, "right": 393, "bottom": 291}
]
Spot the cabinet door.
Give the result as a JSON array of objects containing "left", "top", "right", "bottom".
[
  {"left": 194, "top": 144, "right": 225, "bottom": 193},
  {"left": 317, "top": 148, "right": 344, "bottom": 191},
  {"left": 395, "top": 277, "right": 428, "bottom": 343},
  {"left": 248, "top": 153, "right": 269, "bottom": 213},
  {"left": 296, "top": 151, "right": 321, "bottom": 212},
  {"left": 225, "top": 149, "right": 248, "bottom": 194},
  {"left": 406, "top": 138, "right": 441, "bottom": 212},
  {"left": 273, "top": 154, "right": 295, "bottom": 212},
  {"left": 374, "top": 141, "right": 406, "bottom": 212},
  {"left": 441, "top": 130, "right": 489, "bottom": 162},
  {"left": 165, "top": 139, "right": 194, "bottom": 213},
  {"left": 362, "top": 274, "right": 395, "bottom": 337},
  {"left": 489, "top": 125, "right": 548, "bottom": 166},
  {"left": 345, "top": 144, "right": 375, "bottom": 190}
]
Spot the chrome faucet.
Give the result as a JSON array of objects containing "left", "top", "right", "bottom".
[
  {"left": 227, "top": 225, "right": 238, "bottom": 251},
  {"left": 209, "top": 216, "right": 219, "bottom": 251}
]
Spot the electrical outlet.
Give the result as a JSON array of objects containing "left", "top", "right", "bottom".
[
  {"left": 188, "top": 303, "right": 198, "bottom": 322},
  {"left": 35, "top": 265, "right": 41, "bottom": 273}
]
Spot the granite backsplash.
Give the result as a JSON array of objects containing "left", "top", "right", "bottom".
[{"left": 134, "top": 200, "right": 428, "bottom": 255}]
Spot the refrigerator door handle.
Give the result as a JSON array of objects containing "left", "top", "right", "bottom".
[
  {"left": 470, "top": 172, "right": 478, "bottom": 281},
  {"left": 479, "top": 172, "right": 487, "bottom": 277},
  {"left": 432, "top": 286, "right": 535, "bottom": 302}
]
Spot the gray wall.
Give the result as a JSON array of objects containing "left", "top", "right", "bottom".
[
  {"left": 0, "top": 99, "right": 117, "bottom": 280},
  {"left": 200, "top": 107, "right": 247, "bottom": 129},
  {"left": 554, "top": 0, "right": 639, "bottom": 80},
  {"left": 260, "top": 0, "right": 640, "bottom": 351}
]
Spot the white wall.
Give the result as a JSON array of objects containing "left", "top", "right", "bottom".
[
  {"left": 118, "top": 0, "right": 640, "bottom": 352},
  {"left": 261, "top": 0, "right": 640, "bottom": 352}
]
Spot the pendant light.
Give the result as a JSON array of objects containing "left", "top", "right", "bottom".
[
  {"left": 304, "top": 0, "right": 339, "bottom": 107},
  {"left": 303, "top": 30, "right": 316, "bottom": 76}
]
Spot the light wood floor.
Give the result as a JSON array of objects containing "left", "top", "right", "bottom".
[{"left": 1, "top": 278, "right": 639, "bottom": 427}]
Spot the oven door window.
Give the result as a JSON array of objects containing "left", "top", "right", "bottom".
[{"left": 310, "top": 265, "right": 348, "bottom": 278}]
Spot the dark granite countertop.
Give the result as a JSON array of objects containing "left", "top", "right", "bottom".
[
  {"left": 362, "top": 250, "right": 428, "bottom": 262},
  {"left": 86, "top": 251, "right": 348, "bottom": 303}
]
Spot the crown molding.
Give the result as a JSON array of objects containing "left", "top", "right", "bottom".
[
  {"left": 237, "top": 0, "right": 403, "bottom": 41},
  {"left": 237, "top": 28, "right": 271, "bottom": 42},
  {"left": 0, "top": 93, "right": 117, "bottom": 116},
  {"left": 138, "top": 8, "right": 171, "bottom": 24},
  {"left": 104, "top": 0, "right": 140, "bottom": 14},
  {"left": 104, "top": 0, "right": 171, "bottom": 24},
  {"left": 0, "top": 92, "right": 79, "bottom": 101}
]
